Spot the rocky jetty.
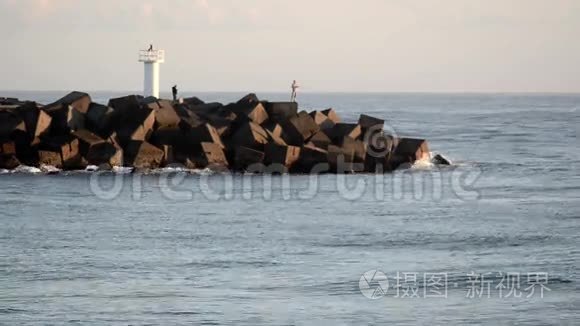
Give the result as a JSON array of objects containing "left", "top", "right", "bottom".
[{"left": 0, "top": 92, "right": 438, "bottom": 173}]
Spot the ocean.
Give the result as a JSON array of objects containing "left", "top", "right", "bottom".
[{"left": 1, "top": 92, "right": 579, "bottom": 325}]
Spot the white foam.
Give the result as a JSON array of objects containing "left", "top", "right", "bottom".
[
  {"left": 85, "top": 165, "right": 99, "bottom": 172},
  {"left": 40, "top": 165, "right": 61, "bottom": 174},
  {"left": 192, "top": 167, "right": 217, "bottom": 175},
  {"left": 112, "top": 166, "right": 134, "bottom": 174},
  {"left": 0, "top": 169, "right": 9, "bottom": 174},
  {"left": 12, "top": 165, "right": 42, "bottom": 174},
  {"left": 412, "top": 158, "right": 435, "bottom": 170},
  {"left": 150, "top": 166, "right": 191, "bottom": 174}
]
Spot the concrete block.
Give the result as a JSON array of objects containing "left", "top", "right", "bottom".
[
  {"left": 264, "top": 143, "right": 300, "bottom": 169},
  {"left": 432, "top": 154, "right": 451, "bottom": 165},
  {"left": 73, "top": 129, "right": 123, "bottom": 167},
  {"left": 38, "top": 150, "right": 63, "bottom": 168},
  {"left": 327, "top": 123, "right": 362, "bottom": 143},
  {"left": 281, "top": 111, "right": 320, "bottom": 145},
  {"left": 185, "top": 123, "right": 224, "bottom": 148},
  {"left": 43, "top": 103, "right": 84, "bottom": 134},
  {"left": 107, "top": 95, "right": 143, "bottom": 115},
  {"left": 266, "top": 129, "right": 287, "bottom": 146},
  {"left": 0, "top": 110, "right": 27, "bottom": 141},
  {"left": 147, "top": 99, "right": 182, "bottom": 128},
  {"left": 52, "top": 91, "right": 92, "bottom": 114},
  {"left": 230, "top": 121, "right": 269, "bottom": 150},
  {"left": 183, "top": 97, "right": 205, "bottom": 106},
  {"left": 234, "top": 146, "right": 265, "bottom": 171},
  {"left": 309, "top": 110, "right": 335, "bottom": 130},
  {"left": 358, "top": 114, "right": 384, "bottom": 131},
  {"left": 198, "top": 142, "right": 229, "bottom": 168},
  {"left": 237, "top": 93, "right": 259, "bottom": 105},
  {"left": 39, "top": 135, "right": 81, "bottom": 168},
  {"left": 124, "top": 140, "right": 164, "bottom": 169},
  {"left": 308, "top": 131, "right": 332, "bottom": 149},
  {"left": 295, "top": 145, "right": 329, "bottom": 172},
  {"left": 321, "top": 108, "right": 341, "bottom": 124},
  {"left": 340, "top": 136, "right": 367, "bottom": 162},
  {"left": 0, "top": 141, "right": 16, "bottom": 155},
  {"left": 264, "top": 102, "right": 298, "bottom": 123},
  {"left": 0, "top": 154, "right": 20, "bottom": 169},
  {"left": 13, "top": 102, "right": 52, "bottom": 139},
  {"left": 262, "top": 121, "right": 283, "bottom": 139},
  {"left": 85, "top": 103, "right": 114, "bottom": 136},
  {"left": 114, "top": 106, "right": 155, "bottom": 145},
  {"left": 177, "top": 109, "right": 204, "bottom": 130},
  {"left": 394, "top": 138, "right": 430, "bottom": 162},
  {"left": 232, "top": 102, "right": 269, "bottom": 125}
]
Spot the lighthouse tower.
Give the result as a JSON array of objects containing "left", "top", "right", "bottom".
[{"left": 139, "top": 47, "right": 165, "bottom": 98}]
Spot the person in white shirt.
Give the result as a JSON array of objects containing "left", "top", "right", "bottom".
[{"left": 291, "top": 80, "right": 299, "bottom": 102}]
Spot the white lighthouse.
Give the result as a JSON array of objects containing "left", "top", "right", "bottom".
[{"left": 139, "top": 47, "right": 165, "bottom": 98}]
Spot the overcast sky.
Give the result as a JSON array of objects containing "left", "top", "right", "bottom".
[{"left": 1, "top": 0, "right": 579, "bottom": 92}]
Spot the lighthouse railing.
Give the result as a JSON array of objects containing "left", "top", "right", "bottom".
[{"left": 139, "top": 50, "right": 165, "bottom": 63}]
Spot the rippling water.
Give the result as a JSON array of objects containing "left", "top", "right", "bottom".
[{"left": 1, "top": 92, "right": 579, "bottom": 325}]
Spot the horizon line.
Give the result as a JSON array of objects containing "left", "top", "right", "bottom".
[{"left": 2, "top": 89, "right": 580, "bottom": 95}]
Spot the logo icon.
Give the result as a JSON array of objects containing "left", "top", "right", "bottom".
[{"left": 359, "top": 269, "right": 389, "bottom": 299}]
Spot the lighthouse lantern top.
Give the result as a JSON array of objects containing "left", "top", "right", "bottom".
[{"left": 139, "top": 49, "right": 165, "bottom": 63}]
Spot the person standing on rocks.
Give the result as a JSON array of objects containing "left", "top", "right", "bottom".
[
  {"left": 172, "top": 85, "right": 178, "bottom": 101},
  {"left": 291, "top": 80, "right": 299, "bottom": 102}
]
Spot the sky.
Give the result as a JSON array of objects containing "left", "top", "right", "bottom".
[{"left": 0, "top": 0, "right": 579, "bottom": 93}]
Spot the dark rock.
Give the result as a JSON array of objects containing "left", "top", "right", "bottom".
[
  {"left": 85, "top": 103, "right": 114, "bottom": 136},
  {"left": 184, "top": 123, "right": 224, "bottom": 148},
  {"left": 0, "top": 154, "right": 20, "bottom": 169},
  {"left": 264, "top": 143, "right": 300, "bottom": 170},
  {"left": 358, "top": 114, "right": 384, "bottom": 131},
  {"left": 123, "top": 140, "right": 164, "bottom": 169},
  {"left": 189, "top": 142, "right": 229, "bottom": 168},
  {"left": 112, "top": 105, "right": 155, "bottom": 146},
  {"left": 394, "top": 138, "right": 430, "bottom": 163},
  {"left": 0, "top": 97, "right": 21, "bottom": 106},
  {"left": 237, "top": 93, "right": 260, "bottom": 105},
  {"left": 43, "top": 102, "right": 85, "bottom": 134},
  {"left": 107, "top": 95, "right": 143, "bottom": 114},
  {"left": 182, "top": 96, "right": 205, "bottom": 106},
  {"left": 295, "top": 144, "right": 329, "bottom": 173},
  {"left": 262, "top": 121, "right": 283, "bottom": 138},
  {"left": 38, "top": 150, "right": 62, "bottom": 168},
  {"left": 0, "top": 141, "right": 16, "bottom": 155},
  {"left": 234, "top": 146, "right": 265, "bottom": 171},
  {"left": 39, "top": 135, "right": 81, "bottom": 169},
  {"left": 12, "top": 102, "right": 52, "bottom": 139},
  {"left": 307, "top": 131, "right": 332, "bottom": 149},
  {"left": 321, "top": 108, "right": 341, "bottom": 124},
  {"left": 230, "top": 102, "right": 269, "bottom": 125},
  {"left": 73, "top": 129, "right": 123, "bottom": 167},
  {"left": 230, "top": 121, "right": 269, "bottom": 150},
  {"left": 51, "top": 91, "right": 92, "bottom": 114},
  {"left": 264, "top": 102, "right": 298, "bottom": 123},
  {"left": 432, "top": 153, "right": 451, "bottom": 165},
  {"left": 0, "top": 110, "right": 27, "bottom": 141},
  {"left": 148, "top": 99, "right": 181, "bottom": 128},
  {"left": 281, "top": 111, "right": 320, "bottom": 146},
  {"left": 309, "top": 110, "right": 335, "bottom": 130},
  {"left": 326, "top": 123, "right": 362, "bottom": 143}
]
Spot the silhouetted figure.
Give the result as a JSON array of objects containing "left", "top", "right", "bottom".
[
  {"left": 172, "top": 85, "right": 178, "bottom": 101},
  {"left": 148, "top": 44, "right": 154, "bottom": 52},
  {"left": 291, "top": 80, "right": 299, "bottom": 102}
]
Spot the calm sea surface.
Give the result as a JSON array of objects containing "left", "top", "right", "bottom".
[{"left": 1, "top": 92, "right": 579, "bottom": 325}]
